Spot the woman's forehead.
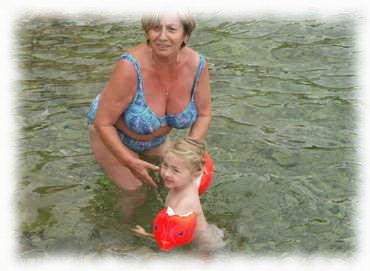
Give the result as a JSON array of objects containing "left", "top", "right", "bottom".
[{"left": 157, "top": 16, "right": 182, "bottom": 26}]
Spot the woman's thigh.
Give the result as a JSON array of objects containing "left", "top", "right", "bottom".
[{"left": 88, "top": 125, "right": 143, "bottom": 191}]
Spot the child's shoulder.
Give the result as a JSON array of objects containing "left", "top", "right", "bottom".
[
  {"left": 167, "top": 195, "right": 201, "bottom": 216},
  {"left": 181, "top": 194, "right": 202, "bottom": 215}
]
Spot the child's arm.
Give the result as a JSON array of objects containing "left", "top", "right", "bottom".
[{"left": 131, "top": 225, "right": 155, "bottom": 240}]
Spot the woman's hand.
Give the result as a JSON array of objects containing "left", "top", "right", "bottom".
[{"left": 127, "top": 158, "right": 160, "bottom": 189}]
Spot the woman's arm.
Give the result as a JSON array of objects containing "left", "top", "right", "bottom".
[
  {"left": 188, "top": 60, "right": 212, "bottom": 140},
  {"left": 94, "top": 60, "right": 159, "bottom": 188}
]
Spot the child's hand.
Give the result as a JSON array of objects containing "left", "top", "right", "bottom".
[
  {"left": 131, "top": 225, "right": 149, "bottom": 236},
  {"left": 131, "top": 225, "right": 155, "bottom": 240}
]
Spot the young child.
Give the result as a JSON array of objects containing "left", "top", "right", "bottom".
[{"left": 131, "top": 137, "right": 224, "bottom": 253}]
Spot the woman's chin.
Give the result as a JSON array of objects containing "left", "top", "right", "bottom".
[{"left": 152, "top": 47, "right": 178, "bottom": 58}]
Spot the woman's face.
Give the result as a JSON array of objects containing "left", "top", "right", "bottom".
[
  {"left": 160, "top": 152, "right": 196, "bottom": 190},
  {"left": 147, "top": 16, "right": 187, "bottom": 57}
]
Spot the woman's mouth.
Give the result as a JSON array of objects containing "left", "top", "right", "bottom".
[{"left": 156, "top": 44, "right": 170, "bottom": 50}]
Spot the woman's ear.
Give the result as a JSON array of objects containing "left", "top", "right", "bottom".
[
  {"left": 182, "top": 34, "right": 190, "bottom": 47},
  {"left": 144, "top": 31, "right": 150, "bottom": 45}
]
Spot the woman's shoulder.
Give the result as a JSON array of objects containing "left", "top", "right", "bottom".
[
  {"left": 125, "top": 43, "right": 147, "bottom": 57},
  {"left": 121, "top": 43, "right": 152, "bottom": 65},
  {"left": 177, "top": 48, "right": 204, "bottom": 75},
  {"left": 183, "top": 47, "right": 203, "bottom": 63},
  {"left": 182, "top": 47, "right": 201, "bottom": 58},
  {"left": 114, "top": 44, "right": 147, "bottom": 75}
]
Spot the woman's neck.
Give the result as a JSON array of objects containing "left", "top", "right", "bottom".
[{"left": 151, "top": 50, "right": 182, "bottom": 71}]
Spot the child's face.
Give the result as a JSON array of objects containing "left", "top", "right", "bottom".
[{"left": 160, "top": 152, "right": 196, "bottom": 189}]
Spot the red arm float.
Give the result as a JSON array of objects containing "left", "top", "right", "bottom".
[
  {"left": 196, "top": 152, "right": 214, "bottom": 196},
  {"left": 153, "top": 207, "right": 197, "bottom": 251}
]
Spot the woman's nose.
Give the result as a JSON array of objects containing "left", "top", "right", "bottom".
[{"left": 158, "top": 28, "right": 168, "bottom": 40}]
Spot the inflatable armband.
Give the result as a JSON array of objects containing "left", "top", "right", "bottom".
[
  {"left": 153, "top": 207, "right": 197, "bottom": 251},
  {"left": 196, "top": 152, "right": 214, "bottom": 196}
]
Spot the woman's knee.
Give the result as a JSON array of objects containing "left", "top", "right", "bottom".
[{"left": 114, "top": 176, "right": 143, "bottom": 191}]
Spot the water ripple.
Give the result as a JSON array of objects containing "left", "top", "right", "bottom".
[{"left": 17, "top": 15, "right": 356, "bottom": 256}]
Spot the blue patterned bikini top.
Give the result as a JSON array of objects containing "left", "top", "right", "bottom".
[{"left": 121, "top": 53, "right": 205, "bottom": 135}]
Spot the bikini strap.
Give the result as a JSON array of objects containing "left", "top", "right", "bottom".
[
  {"left": 191, "top": 54, "right": 205, "bottom": 99},
  {"left": 120, "top": 53, "right": 144, "bottom": 90}
]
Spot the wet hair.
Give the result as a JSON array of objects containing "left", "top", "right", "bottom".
[
  {"left": 163, "top": 137, "right": 206, "bottom": 174},
  {"left": 141, "top": 12, "right": 196, "bottom": 48}
]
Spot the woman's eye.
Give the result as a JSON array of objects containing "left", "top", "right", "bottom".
[{"left": 153, "top": 25, "right": 161, "bottom": 31}]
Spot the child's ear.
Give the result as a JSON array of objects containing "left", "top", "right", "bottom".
[{"left": 192, "top": 170, "right": 203, "bottom": 179}]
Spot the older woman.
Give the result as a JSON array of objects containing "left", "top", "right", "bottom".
[{"left": 87, "top": 13, "right": 212, "bottom": 197}]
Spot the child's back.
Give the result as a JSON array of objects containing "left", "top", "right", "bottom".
[{"left": 165, "top": 177, "right": 209, "bottom": 233}]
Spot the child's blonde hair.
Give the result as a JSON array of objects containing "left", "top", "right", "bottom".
[{"left": 164, "top": 137, "right": 206, "bottom": 174}]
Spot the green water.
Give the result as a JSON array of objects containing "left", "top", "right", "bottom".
[{"left": 16, "top": 14, "right": 357, "bottom": 258}]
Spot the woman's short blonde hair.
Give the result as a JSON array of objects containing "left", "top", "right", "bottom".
[
  {"left": 163, "top": 137, "right": 206, "bottom": 174},
  {"left": 141, "top": 12, "right": 196, "bottom": 48}
]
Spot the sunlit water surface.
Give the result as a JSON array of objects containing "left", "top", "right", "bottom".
[{"left": 16, "top": 14, "right": 357, "bottom": 258}]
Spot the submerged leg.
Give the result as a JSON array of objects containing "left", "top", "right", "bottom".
[
  {"left": 88, "top": 125, "right": 146, "bottom": 220},
  {"left": 118, "top": 187, "right": 147, "bottom": 222}
]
